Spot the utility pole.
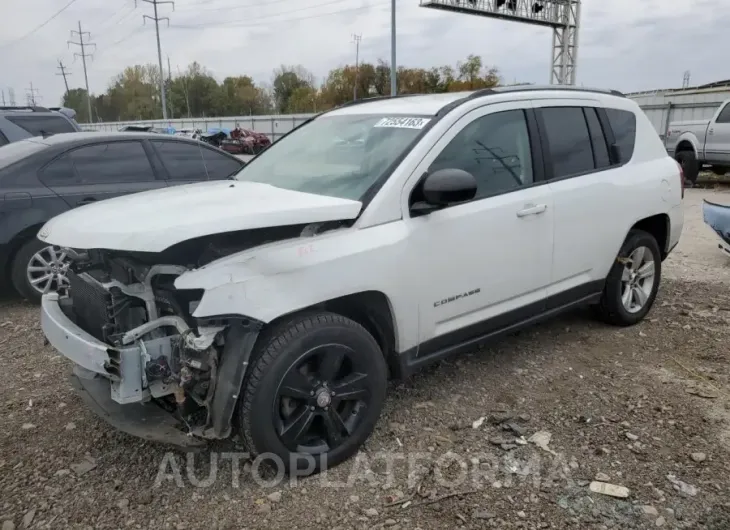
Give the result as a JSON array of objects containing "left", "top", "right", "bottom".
[
  {"left": 138, "top": 0, "right": 174, "bottom": 120},
  {"left": 352, "top": 34, "right": 362, "bottom": 101},
  {"left": 56, "top": 60, "right": 71, "bottom": 98},
  {"left": 167, "top": 55, "right": 173, "bottom": 119},
  {"left": 390, "top": 0, "right": 396, "bottom": 95},
  {"left": 25, "top": 82, "right": 41, "bottom": 106},
  {"left": 68, "top": 21, "right": 95, "bottom": 123}
]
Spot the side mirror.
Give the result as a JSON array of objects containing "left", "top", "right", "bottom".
[{"left": 411, "top": 168, "right": 477, "bottom": 215}]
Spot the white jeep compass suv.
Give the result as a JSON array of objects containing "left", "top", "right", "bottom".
[{"left": 38, "top": 86, "right": 684, "bottom": 474}]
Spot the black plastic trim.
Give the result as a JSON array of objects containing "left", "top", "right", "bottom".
[
  {"left": 203, "top": 322, "right": 261, "bottom": 439},
  {"left": 398, "top": 280, "right": 605, "bottom": 377}
]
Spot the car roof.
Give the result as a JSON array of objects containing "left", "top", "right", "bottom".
[
  {"left": 326, "top": 85, "right": 627, "bottom": 117},
  {"left": 25, "top": 131, "right": 201, "bottom": 146}
]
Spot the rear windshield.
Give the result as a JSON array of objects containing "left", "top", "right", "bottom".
[
  {"left": 0, "top": 139, "right": 48, "bottom": 169},
  {"left": 6, "top": 114, "right": 77, "bottom": 136}
]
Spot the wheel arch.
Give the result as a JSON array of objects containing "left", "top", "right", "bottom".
[
  {"left": 257, "top": 290, "right": 402, "bottom": 379},
  {"left": 630, "top": 214, "right": 670, "bottom": 260},
  {"left": 674, "top": 138, "right": 697, "bottom": 156}
]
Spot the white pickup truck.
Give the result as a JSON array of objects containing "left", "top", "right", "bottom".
[{"left": 666, "top": 98, "right": 730, "bottom": 184}]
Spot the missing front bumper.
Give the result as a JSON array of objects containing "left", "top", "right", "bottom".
[{"left": 71, "top": 367, "right": 206, "bottom": 448}]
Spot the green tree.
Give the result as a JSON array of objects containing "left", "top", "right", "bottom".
[
  {"left": 272, "top": 65, "right": 315, "bottom": 113},
  {"left": 62, "top": 88, "right": 92, "bottom": 123}
]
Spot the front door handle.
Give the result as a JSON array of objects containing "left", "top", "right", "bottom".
[
  {"left": 76, "top": 197, "right": 97, "bottom": 207},
  {"left": 516, "top": 204, "right": 547, "bottom": 217}
]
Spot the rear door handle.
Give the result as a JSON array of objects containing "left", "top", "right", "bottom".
[
  {"left": 76, "top": 198, "right": 97, "bottom": 207},
  {"left": 516, "top": 204, "right": 547, "bottom": 217},
  {"left": 709, "top": 129, "right": 714, "bottom": 135}
]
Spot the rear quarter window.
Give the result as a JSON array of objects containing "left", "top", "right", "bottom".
[{"left": 605, "top": 109, "right": 637, "bottom": 164}]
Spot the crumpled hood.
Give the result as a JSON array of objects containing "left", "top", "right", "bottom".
[{"left": 38, "top": 180, "right": 362, "bottom": 252}]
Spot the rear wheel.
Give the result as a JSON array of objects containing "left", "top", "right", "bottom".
[
  {"left": 675, "top": 150, "right": 699, "bottom": 185},
  {"left": 238, "top": 312, "right": 388, "bottom": 476},
  {"left": 594, "top": 229, "right": 661, "bottom": 326},
  {"left": 10, "top": 239, "right": 70, "bottom": 303}
]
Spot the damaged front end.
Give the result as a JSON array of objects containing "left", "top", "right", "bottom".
[
  {"left": 702, "top": 199, "right": 730, "bottom": 257},
  {"left": 41, "top": 224, "right": 319, "bottom": 447}
]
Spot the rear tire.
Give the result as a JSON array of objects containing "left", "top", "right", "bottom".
[
  {"left": 594, "top": 229, "right": 661, "bottom": 327},
  {"left": 10, "top": 239, "right": 70, "bottom": 304},
  {"left": 676, "top": 150, "right": 699, "bottom": 184},
  {"left": 237, "top": 312, "right": 388, "bottom": 476}
]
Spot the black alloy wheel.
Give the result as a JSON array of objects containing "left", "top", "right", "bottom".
[
  {"left": 238, "top": 312, "right": 388, "bottom": 475},
  {"left": 276, "top": 343, "right": 372, "bottom": 454}
]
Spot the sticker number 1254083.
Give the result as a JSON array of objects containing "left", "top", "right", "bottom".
[{"left": 373, "top": 117, "right": 432, "bottom": 129}]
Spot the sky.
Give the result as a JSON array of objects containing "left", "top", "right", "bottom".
[{"left": 0, "top": 0, "right": 727, "bottom": 109}]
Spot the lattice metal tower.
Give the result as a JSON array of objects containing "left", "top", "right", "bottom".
[{"left": 419, "top": 0, "right": 581, "bottom": 85}]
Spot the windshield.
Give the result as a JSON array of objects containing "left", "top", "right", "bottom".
[
  {"left": 0, "top": 139, "right": 48, "bottom": 169},
  {"left": 233, "top": 114, "right": 432, "bottom": 201}
]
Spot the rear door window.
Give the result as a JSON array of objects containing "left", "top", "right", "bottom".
[
  {"left": 152, "top": 141, "right": 229, "bottom": 180},
  {"left": 540, "top": 107, "right": 595, "bottom": 178},
  {"left": 716, "top": 103, "right": 730, "bottom": 124},
  {"left": 5, "top": 115, "right": 77, "bottom": 136},
  {"left": 604, "top": 108, "right": 637, "bottom": 164}
]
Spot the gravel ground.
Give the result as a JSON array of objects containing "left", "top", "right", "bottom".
[{"left": 2, "top": 189, "right": 730, "bottom": 530}]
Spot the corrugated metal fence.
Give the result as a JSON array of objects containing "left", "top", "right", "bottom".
[{"left": 81, "top": 86, "right": 730, "bottom": 143}]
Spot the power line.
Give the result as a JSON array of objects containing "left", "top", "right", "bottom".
[
  {"left": 57, "top": 60, "right": 72, "bottom": 97},
  {"left": 137, "top": 0, "right": 175, "bottom": 120},
  {"left": 0, "top": 0, "right": 78, "bottom": 50},
  {"left": 172, "top": 1, "right": 388, "bottom": 29},
  {"left": 174, "top": 0, "right": 360, "bottom": 27},
  {"left": 176, "top": 0, "right": 311, "bottom": 13},
  {"left": 96, "top": 1, "right": 134, "bottom": 29},
  {"left": 68, "top": 21, "right": 96, "bottom": 123}
]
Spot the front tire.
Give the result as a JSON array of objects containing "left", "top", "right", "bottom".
[
  {"left": 594, "top": 229, "right": 661, "bottom": 327},
  {"left": 238, "top": 312, "right": 388, "bottom": 476}
]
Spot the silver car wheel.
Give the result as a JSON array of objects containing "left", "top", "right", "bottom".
[
  {"left": 620, "top": 246, "right": 655, "bottom": 314},
  {"left": 26, "top": 245, "right": 70, "bottom": 295}
]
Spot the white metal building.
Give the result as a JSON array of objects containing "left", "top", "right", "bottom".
[{"left": 626, "top": 81, "right": 730, "bottom": 141}]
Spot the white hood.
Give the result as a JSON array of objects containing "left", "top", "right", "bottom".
[{"left": 38, "top": 180, "right": 362, "bottom": 252}]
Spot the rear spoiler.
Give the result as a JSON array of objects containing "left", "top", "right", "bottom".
[{"left": 48, "top": 107, "right": 77, "bottom": 121}]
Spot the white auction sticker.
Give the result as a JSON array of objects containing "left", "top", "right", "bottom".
[{"left": 373, "top": 117, "right": 431, "bottom": 129}]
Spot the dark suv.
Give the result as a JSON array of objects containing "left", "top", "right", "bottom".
[
  {"left": 0, "top": 132, "right": 245, "bottom": 301},
  {"left": 0, "top": 106, "right": 81, "bottom": 144}
]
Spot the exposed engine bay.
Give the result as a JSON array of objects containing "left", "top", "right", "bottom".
[{"left": 55, "top": 222, "right": 343, "bottom": 440}]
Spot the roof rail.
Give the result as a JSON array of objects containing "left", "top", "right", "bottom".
[
  {"left": 335, "top": 93, "right": 431, "bottom": 109},
  {"left": 488, "top": 85, "right": 626, "bottom": 98},
  {"left": 0, "top": 105, "right": 51, "bottom": 112}
]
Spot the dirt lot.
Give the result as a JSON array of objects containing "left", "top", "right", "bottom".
[{"left": 2, "top": 189, "right": 730, "bottom": 530}]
